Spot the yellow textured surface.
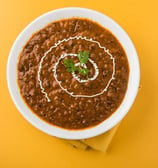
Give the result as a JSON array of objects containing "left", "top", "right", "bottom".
[
  {"left": 64, "top": 124, "right": 119, "bottom": 151},
  {"left": 62, "top": 139, "right": 88, "bottom": 150},
  {"left": 81, "top": 124, "right": 120, "bottom": 152},
  {"left": 0, "top": 0, "right": 158, "bottom": 167}
]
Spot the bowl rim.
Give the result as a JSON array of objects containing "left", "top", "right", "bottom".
[{"left": 7, "top": 7, "right": 140, "bottom": 140}]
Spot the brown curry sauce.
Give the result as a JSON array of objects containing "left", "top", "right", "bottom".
[{"left": 17, "top": 18, "right": 129, "bottom": 129}]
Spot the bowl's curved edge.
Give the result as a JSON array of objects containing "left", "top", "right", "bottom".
[{"left": 6, "top": 7, "right": 140, "bottom": 140}]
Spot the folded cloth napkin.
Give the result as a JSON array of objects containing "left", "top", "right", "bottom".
[{"left": 62, "top": 123, "right": 120, "bottom": 152}]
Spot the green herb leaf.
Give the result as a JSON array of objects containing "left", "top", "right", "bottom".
[
  {"left": 78, "top": 68, "right": 89, "bottom": 79},
  {"left": 77, "top": 51, "right": 89, "bottom": 65},
  {"left": 63, "top": 51, "right": 90, "bottom": 79},
  {"left": 63, "top": 59, "right": 77, "bottom": 72}
]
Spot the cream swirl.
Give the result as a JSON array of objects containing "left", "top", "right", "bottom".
[{"left": 38, "top": 36, "right": 115, "bottom": 102}]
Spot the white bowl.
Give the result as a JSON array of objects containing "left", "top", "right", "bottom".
[{"left": 7, "top": 7, "right": 140, "bottom": 140}]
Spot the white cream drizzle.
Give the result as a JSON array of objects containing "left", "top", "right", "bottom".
[
  {"left": 58, "top": 53, "right": 99, "bottom": 83},
  {"left": 37, "top": 36, "right": 115, "bottom": 102}
]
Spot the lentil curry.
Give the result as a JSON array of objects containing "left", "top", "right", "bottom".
[{"left": 17, "top": 18, "right": 129, "bottom": 129}]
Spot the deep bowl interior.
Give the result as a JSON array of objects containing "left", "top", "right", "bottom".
[{"left": 7, "top": 7, "right": 140, "bottom": 140}]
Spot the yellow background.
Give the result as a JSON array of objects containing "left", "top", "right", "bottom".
[{"left": 0, "top": 0, "right": 158, "bottom": 167}]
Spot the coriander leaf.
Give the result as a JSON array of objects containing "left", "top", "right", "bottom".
[
  {"left": 77, "top": 51, "right": 89, "bottom": 65},
  {"left": 63, "top": 59, "right": 73, "bottom": 67},
  {"left": 83, "top": 51, "right": 89, "bottom": 64},
  {"left": 77, "top": 51, "right": 83, "bottom": 63},
  {"left": 78, "top": 68, "right": 89, "bottom": 79},
  {"left": 63, "top": 59, "right": 77, "bottom": 72},
  {"left": 66, "top": 68, "right": 73, "bottom": 72},
  {"left": 63, "top": 51, "right": 90, "bottom": 79}
]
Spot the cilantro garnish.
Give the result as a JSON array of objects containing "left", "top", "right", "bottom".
[
  {"left": 63, "top": 59, "right": 77, "bottom": 72},
  {"left": 78, "top": 67, "right": 89, "bottom": 79},
  {"left": 77, "top": 51, "right": 89, "bottom": 65},
  {"left": 63, "top": 51, "right": 89, "bottom": 79}
]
